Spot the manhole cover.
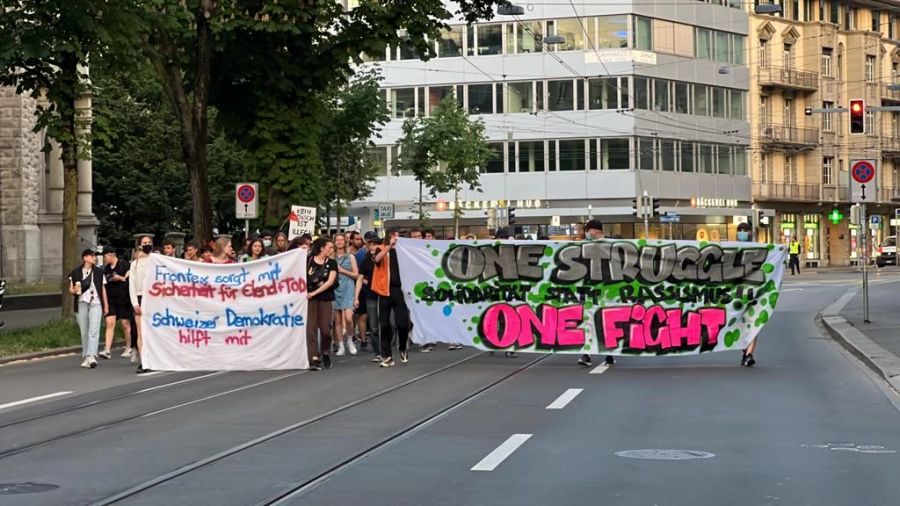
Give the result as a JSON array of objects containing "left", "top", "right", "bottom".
[
  {"left": 615, "top": 449, "right": 715, "bottom": 460},
  {"left": 0, "top": 482, "right": 60, "bottom": 495}
]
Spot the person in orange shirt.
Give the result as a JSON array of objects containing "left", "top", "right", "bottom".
[{"left": 372, "top": 230, "right": 410, "bottom": 367}]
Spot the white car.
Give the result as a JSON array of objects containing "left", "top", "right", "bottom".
[{"left": 875, "top": 236, "right": 897, "bottom": 267}]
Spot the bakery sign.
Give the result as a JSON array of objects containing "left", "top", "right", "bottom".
[
  {"left": 691, "top": 197, "right": 738, "bottom": 208},
  {"left": 445, "top": 199, "right": 544, "bottom": 211}
]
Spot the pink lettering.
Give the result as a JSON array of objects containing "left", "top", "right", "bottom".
[
  {"left": 601, "top": 307, "right": 632, "bottom": 349},
  {"left": 480, "top": 303, "right": 585, "bottom": 349},
  {"left": 598, "top": 305, "right": 726, "bottom": 353},
  {"left": 481, "top": 304, "right": 521, "bottom": 348},
  {"left": 699, "top": 308, "right": 726, "bottom": 346}
]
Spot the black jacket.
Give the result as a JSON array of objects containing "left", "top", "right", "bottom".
[{"left": 68, "top": 265, "right": 106, "bottom": 313}]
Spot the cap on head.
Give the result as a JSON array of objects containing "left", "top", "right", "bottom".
[
  {"left": 364, "top": 231, "right": 381, "bottom": 243},
  {"left": 101, "top": 246, "right": 117, "bottom": 256},
  {"left": 737, "top": 222, "right": 752, "bottom": 232},
  {"left": 82, "top": 248, "right": 97, "bottom": 258}
]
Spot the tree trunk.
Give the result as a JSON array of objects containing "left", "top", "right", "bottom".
[
  {"left": 335, "top": 197, "right": 341, "bottom": 236},
  {"left": 453, "top": 185, "right": 460, "bottom": 239},
  {"left": 60, "top": 141, "right": 79, "bottom": 317},
  {"left": 324, "top": 201, "right": 331, "bottom": 236},
  {"left": 418, "top": 180, "right": 424, "bottom": 227}
]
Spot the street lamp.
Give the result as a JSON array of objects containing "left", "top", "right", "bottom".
[
  {"left": 754, "top": 4, "right": 782, "bottom": 14},
  {"left": 718, "top": 66, "right": 730, "bottom": 75},
  {"left": 542, "top": 35, "right": 565, "bottom": 45},
  {"left": 497, "top": 4, "right": 525, "bottom": 15}
]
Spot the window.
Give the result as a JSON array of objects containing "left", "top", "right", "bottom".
[
  {"left": 715, "top": 31, "right": 730, "bottom": 62},
  {"left": 484, "top": 143, "right": 504, "bottom": 173},
  {"left": 559, "top": 139, "right": 586, "bottom": 171},
  {"left": 389, "top": 88, "right": 415, "bottom": 118},
  {"left": 866, "top": 110, "right": 876, "bottom": 135},
  {"left": 438, "top": 27, "right": 463, "bottom": 57},
  {"left": 398, "top": 40, "right": 419, "bottom": 60},
  {"left": 517, "top": 141, "right": 545, "bottom": 172},
  {"left": 428, "top": 85, "right": 461, "bottom": 114},
  {"left": 548, "top": 79, "right": 575, "bottom": 111},
  {"left": 733, "top": 147, "right": 747, "bottom": 175},
  {"left": 784, "top": 98, "right": 794, "bottom": 126},
  {"left": 366, "top": 146, "right": 388, "bottom": 176},
  {"left": 506, "top": 82, "right": 534, "bottom": 113},
  {"left": 597, "top": 15, "right": 628, "bottom": 48},
  {"left": 758, "top": 38, "right": 769, "bottom": 66},
  {"left": 830, "top": 0, "right": 839, "bottom": 24},
  {"left": 660, "top": 140, "right": 676, "bottom": 171},
  {"left": 696, "top": 28, "right": 712, "bottom": 59},
  {"left": 732, "top": 35, "right": 745, "bottom": 64},
  {"left": 785, "top": 156, "right": 797, "bottom": 184},
  {"left": 601, "top": 138, "right": 630, "bottom": 170},
  {"left": 588, "top": 78, "right": 619, "bottom": 109},
  {"left": 698, "top": 144, "right": 715, "bottom": 174},
  {"left": 467, "top": 84, "right": 492, "bottom": 114},
  {"left": 653, "top": 79, "right": 670, "bottom": 112},
  {"left": 390, "top": 145, "right": 402, "bottom": 175},
  {"left": 873, "top": 10, "right": 881, "bottom": 33},
  {"left": 694, "top": 84, "right": 709, "bottom": 116},
  {"left": 653, "top": 19, "right": 675, "bottom": 54},
  {"left": 717, "top": 146, "right": 732, "bottom": 175},
  {"left": 476, "top": 24, "right": 502, "bottom": 55},
  {"left": 639, "top": 138, "right": 655, "bottom": 170},
  {"left": 673, "top": 23, "right": 694, "bottom": 57},
  {"left": 681, "top": 142, "right": 694, "bottom": 172},
  {"left": 548, "top": 141, "right": 557, "bottom": 171},
  {"left": 555, "top": 19, "right": 585, "bottom": 51},
  {"left": 712, "top": 87, "right": 726, "bottom": 118},
  {"left": 634, "top": 77, "right": 650, "bottom": 110},
  {"left": 760, "top": 95, "right": 769, "bottom": 125},
  {"left": 823, "top": 156, "right": 834, "bottom": 185},
  {"left": 893, "top": 112, "right": 900, "bottom": 137},
  {"left": 517, "top": 21, "right": 543, "bottom": 53},
  {"left": 783, "top": 43, "right": 792, "bottom": 69},
  {"left": 634, "top": 16, "right": 652, "bottom": 50},
  {"left": 821, "top": 48, "right": 832, "bottom": 77},
  {"left": 675, "top": 82, "right": 690, "bottom": 114},
  {"left": 822, "top": 101, "right": 834, "bottom": 130},
  {"left": 891, "top": 14, "right": 896, "bottom": 39},
  {"left": 416, "top": 86, "right": 425, "bottom": 116},
  {"left": 865, "top": 55, "right": 875, "bottom": 83},
  {"left": 729, "top": 89, "right": 744, "bottom": 120},
  {"left": 759, "top": 153, "right": 771, "bottom": 183}
]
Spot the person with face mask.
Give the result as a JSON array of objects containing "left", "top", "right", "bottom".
[
  {"left": 129, "top": 234, "right": 154, "bottom": 374},
  {"left": 577, "top": 220, "right": 615, "bottom": 369},
  {"left": 736, "top": 221, "right": 752, "bottom": 242},
  {"left": 260, "top": 231, "right": 275, "bottom": 255},
  {"left": 735, "top": 221, "right": 758, "bottom": 367}
]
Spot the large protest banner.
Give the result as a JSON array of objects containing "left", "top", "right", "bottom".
[
  {"left": 141, "top": 250, "right": 309, "bottom": 371},
  {"left": 397, "top": 238, "right": 787, "bottom": 356}
]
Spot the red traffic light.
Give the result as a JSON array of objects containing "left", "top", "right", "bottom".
[
  {"left": 851, "top": 101, "right": 863, "bottom": 113},
  {"left": 849, "top": 99, "right": 865, "bottom": 135}
]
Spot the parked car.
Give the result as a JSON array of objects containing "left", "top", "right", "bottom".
[{"left": 875, "top": 236, "right": 897, "bottom": 267}]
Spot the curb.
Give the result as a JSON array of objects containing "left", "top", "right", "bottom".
[
  {"left": 2, "top": 293, "right": 61, "bottom": 311},
  {"left": 0, "top": 345, "right": 82, "bottom": 365},
  {"left": 818, "top": 288, "right": 900, "bottom": 393}
]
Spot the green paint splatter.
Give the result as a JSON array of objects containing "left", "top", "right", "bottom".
[
  {"left": 769, "top": 293, "right": 779, "bottom": 307},
  {"left": 431, "top": 249, "right": 439, "bottom": 257},
  {"left": 766, "top": 243, "right": 775, "bottom": 251},
  {"left": 470, "top": 315, "right": 480, "bottom": 324},
  {"left": 762, "top": 263, "right": 775, "bottom": 274},
  {"left": 434, "top": 267, "right": 445, "bottom": 278},
  {"left": 754, "top": 310, "right": 769, "bottom": 327},
  {"left": 724, "top": 329, "right": 741, "bottom": 347},
  {"left": 699, "top": 241, "right": 709, "bottom": 248},
  {"left": 472, "top": 336, "right": 482, "bottom": 345},
  {"left": 544, "top": 246, "right": 553, "bottom": 257},
  {"left": 414, "top": 282, "right": 429, "bottom": 298},
  {"left": 637, "top": 239, "right": 647, "bottom": 247}
]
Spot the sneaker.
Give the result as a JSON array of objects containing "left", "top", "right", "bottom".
[
  {"left": 98, "top": 350, "right": 111, "bottom": 360},
  {"left": 604, "top": 355, "right": 615, "bottom": 366},
  {"left": 740, "top": 352, "right": 748, "bottom": 366},
  {"left": 310, "top": 360, "right": 322, "bottom": 371},
  {"left": 420, "top": 345, "right": 432, "bottom": 353},
  {"left": 89, "top": 356, "right": 98, "bottom": 369},
  {"left": 379, "top": 357, "right": 395, "bottom": 368},
  {"left": 121, "top": 347, "right": 132, "bottom": 358},
  {"left": 744, "top": 353, "right": 756, "bottom": 367},
  {"left": 336, "top": 341, "right": 346, "bottom": 356},
  {"left": 130, "top": 350, "right": 138, "bottom": 363},
  {"left": 323, "top": 354, "right": 332, "bottom": 369},
  {"left": 371, "top": 355, "right": 382, "bottom": 363},
  {"left": 348, "top": 339, "right": 358, "bottom": 355},
  {"left": 135, "top": 364, "right": 149, "bottom": 374},
  {"left": 577, "top": 355, "right": 592, "bottom": 367},
  {"left": 505, "top": 351, "right": 517, "bottom": 358},
  {"left": 399, "top": 351, "right": 409, "bottom": 363},
  {"left": 360, "top": 341, "right": 369, "bottom": 351},
  {"left": 448, "top": 343, "right": 463, "bottom": 351},
  {"left": 80, "top": 357, "right": 92, "bottom": 368}
]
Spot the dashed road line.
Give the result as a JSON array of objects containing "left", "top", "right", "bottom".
[
  {"left": 0, "top": 391, "right": 73, "bottom": 411},
  {"left": 546, "top": 388, "right": 583, "bottom": 410},
  {"left": 471, "top": 434, "right": 533, "bottom": 471}
]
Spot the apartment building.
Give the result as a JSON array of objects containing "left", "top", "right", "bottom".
[
  {"left": 750, "top": 0, "right": 900, "bottom": 266},
  {"left": 353, "top": 0, "right": 752, "bottom": 240}
]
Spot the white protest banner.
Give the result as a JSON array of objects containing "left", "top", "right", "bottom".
[
  {"left": 396, "top": 238, "right": 787, "bottom": 356},
  {"left": 289, "top": 206, "right": 316, "bottom": 239},
  {"left": 141, "top": 250, "right": 309, "bottom": 371}
]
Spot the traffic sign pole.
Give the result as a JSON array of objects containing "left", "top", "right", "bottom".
[{"left": 862, "top": 204, "right": 870, "bottom": 323}]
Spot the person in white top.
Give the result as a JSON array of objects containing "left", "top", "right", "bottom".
[
  {"left": 68, "top": 249, "right": 108, "bottom": 369},
  {"left": 129, "top": 235, "right": 154, "bottom": 374}
]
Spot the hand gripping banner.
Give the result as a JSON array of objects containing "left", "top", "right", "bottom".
[
  {"left": 396, "top": 238, "right": 787, "bottom": 356},
  {"left": 141, "top": 250, "right": 309, "bottom": 371}
]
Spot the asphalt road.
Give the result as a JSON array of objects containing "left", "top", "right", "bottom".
[{"left": 1, "top": 273, "right": 899, "bottom": 506}]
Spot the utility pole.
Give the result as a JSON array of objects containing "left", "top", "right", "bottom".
[{"left": 642, "top": 190, "right": 650, "bottom": 239}]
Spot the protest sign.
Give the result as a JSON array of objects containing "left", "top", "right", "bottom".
[
  {"left": 396, "top": 238, "right": 787, "bottom": 355},
  {"left": 289, "top": 206, "right": 316, "bottom": 239},
  {"left": 141, "top": 250, "right": 309, "bottom": 371}
]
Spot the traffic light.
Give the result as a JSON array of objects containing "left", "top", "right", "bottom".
[
  {"left": 507, "top": 207, "right": 517, "bottom": 225},
  {"left": 651, "top": 197, "right": 660, "bottom": 216},
  {"left": 632, "top": 198, "right": 641, "bottom": 218},
  {"left": 849, "top": 99, "right": 865, "bottom": 135}
]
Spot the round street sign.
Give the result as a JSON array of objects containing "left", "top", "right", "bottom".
[
  {"left": 851, "top": 160, "right": 875, "bottom": 184},
  {"left": 236, "top": 184, "right": 256, "bottom": 203}
]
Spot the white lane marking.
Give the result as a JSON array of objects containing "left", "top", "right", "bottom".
[
  {"left": 136, "top": 371, "right": 225, "bottom": 393},
  {"left": 589, "top": 365, "right": 609, "bottom": 375},
  {"left": 781, "top": 288, "right": 805, "bottom": 292},
  {"left": 546, "top": 388, "right": 583, "bottom": 410},
  {"left": 0, "top": 391, "right": 73, "bottom": 411},
  {"left": 471, "top": 434, "right": 533, "bottom": 472},
  {"left": 139, "top": 371, "right": 304, "bottom": 418},
  {"left": 137, "top": 371, "right": 165, "bottom": 377}
]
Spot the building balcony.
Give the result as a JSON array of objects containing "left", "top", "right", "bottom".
[
  {"left": 753, "top": 182, "right": 821, "bottom": 202},
  {"left": 882, "top": 137, "right": 900, "bottom": 157},
  {"left": 883, "top": 84, "right": 900, "bottom": 103},
  {"left": 759, "top": 124, "right": 819, "bottom": 151},
  {"left": 758, "top": 66, "right": 819, "bottom": 92}
]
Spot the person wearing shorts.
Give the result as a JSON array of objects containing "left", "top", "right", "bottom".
[{"left": 100, "top": 246, "right": 132, "bottom": 359}]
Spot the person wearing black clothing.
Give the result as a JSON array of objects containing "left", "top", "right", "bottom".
[
  {"left": 374, "top": 232, "right": 411, "bottom": 367},
  {"left": 100, "top": 246, "right": 133, "bottom": 359},
  {"left": 358, "top": 233, "right": 382, "bottom": 360},
  {"left": 306, "top": 237, "right": 338, "bottom": 371}
]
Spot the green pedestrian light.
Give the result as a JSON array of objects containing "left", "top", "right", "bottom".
[{"left": 828, "top": 208, "right": 843, "bottom": 224}]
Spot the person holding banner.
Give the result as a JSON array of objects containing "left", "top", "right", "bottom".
[
  {"left": 307, "top": 237, "right": 339, "bottom": 370},
  {"left": 737, "top": 221, "right": 758, "bottom": 367},
  {"left": 333, "top": 234, "right": 361, "bottom": 356},
  {"left": 240, "top": 239, "right": 268, "bottom": 263},
  {"left": 373, "top": 231, "right": 411, "bottom": 367},
  {"left": 206, "top": 237, "right": 236, "bottom": 264},
  {"left": 577, "top": 220, "right": 615, "bottom": 369},
  {"left": 129, "top": 235, "right": 154, "bottom": 374}
]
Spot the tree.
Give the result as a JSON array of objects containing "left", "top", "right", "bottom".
[
  {"left": 396, "top": 97, "right": 493, "bottom": 237},
  {"left": 0, "top": 2, "right": 140, "bottom": 313},
  {"left": 319, "top": 70, "right": 389, "bottom": 233}
]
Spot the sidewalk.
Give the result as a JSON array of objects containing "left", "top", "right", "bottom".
[
  {"left": 1, "top": 307, "right": 62, "bottom": 332},
  {"left": 820, "top": 279, "right": 900, "bottom": 392}
]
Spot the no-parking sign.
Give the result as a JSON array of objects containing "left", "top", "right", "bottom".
[
  {"left": 849, "top": 160, "right": 876, "bottom": 204},
  {"left": 235, "top": 183, "right": 258, "bottom": 219}
]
